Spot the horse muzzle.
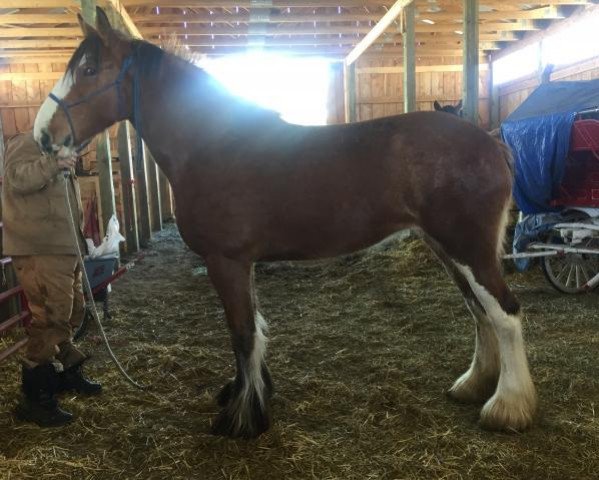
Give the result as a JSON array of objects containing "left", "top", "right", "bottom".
[{"left": 38, "top": 129, "right": 74, "bottom": 155}]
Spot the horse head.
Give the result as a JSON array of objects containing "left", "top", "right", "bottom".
[
  {"left": 433, "top": 99, "right": 463, "bottom": 117},
  {"left": 34, "top": 7, "right": 134, "bottom": 155}
]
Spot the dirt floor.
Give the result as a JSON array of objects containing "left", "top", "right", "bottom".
[{"left": 1, "top": 222, "right": 598, "bottom": 480}]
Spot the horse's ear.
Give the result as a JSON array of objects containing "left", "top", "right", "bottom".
[
  {"left": 456, "top": 99, "right": 463, "bottom": 109},
  {"left": 95, "top": 7, "right": 116, "bottom": 45},
  {"left": 433, "top": 101, "right": 442, "bottom": 111},
  {"left": 77, "top": 13, "right": 96, "bottom": 38}
]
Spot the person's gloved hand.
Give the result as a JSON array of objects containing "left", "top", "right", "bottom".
[{"left": 56, "top": 152, "right": 77, "bottom": 170}]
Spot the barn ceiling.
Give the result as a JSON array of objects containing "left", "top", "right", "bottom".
[{"left": 0, "top": 0, "right": 592, "bottom": 62}]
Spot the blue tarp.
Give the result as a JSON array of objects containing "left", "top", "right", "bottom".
[{"left": 501, "top": 79, "right": 599, "bottom": 215}]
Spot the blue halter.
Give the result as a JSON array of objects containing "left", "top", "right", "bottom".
[{"left": 48, "top": 49, "right": 144, "bottom": 170}]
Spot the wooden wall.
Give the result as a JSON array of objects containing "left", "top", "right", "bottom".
[
  {"left": 0, "top": 62, "right": 126, "bottom": 240},
  {"left": 352, "top": 57, "right": 491, "bottom": 129},
  {"left": 498, "top": 56, "right": 599, "bottom": 121}
]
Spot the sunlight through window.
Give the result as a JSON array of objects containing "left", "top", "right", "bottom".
[
  {"left": 492, "top": 42, "right": 539, "bottom": 85},
  {"left": 493, "top": 10, "right": 599, "bottom": 86},
  {"left": 199, "top": 52, "right": 332, "bottom": 125},
  {"left": 542, "top": 14, "right": 599, "bottom": 67}
]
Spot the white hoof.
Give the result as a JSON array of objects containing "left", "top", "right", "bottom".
[{"left": 479, "top": 386, "right": 537, "bottom": 432}]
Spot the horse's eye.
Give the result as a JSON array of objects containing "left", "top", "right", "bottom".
[{"left": 83, "top": 66, "right": 96, "bottom": 77}]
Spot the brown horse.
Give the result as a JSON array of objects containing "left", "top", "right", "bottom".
[{"left": 34, "top": 7, "right": 536, "bottom": 438}]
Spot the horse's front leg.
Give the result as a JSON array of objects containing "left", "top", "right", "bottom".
[{"left": 205, "top": 255, "right": 273, "bottom": 438}]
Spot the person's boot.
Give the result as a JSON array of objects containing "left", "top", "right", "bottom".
[
  {"left": 57, "top": 360, "right": 102, "bottom": 396},
  {"left": 15, "top": 363, "right": 73, "bottom": 427}
]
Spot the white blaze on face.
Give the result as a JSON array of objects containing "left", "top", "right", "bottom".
[{"left": 33, "top": 72, "right": 74, "bottom": 148}]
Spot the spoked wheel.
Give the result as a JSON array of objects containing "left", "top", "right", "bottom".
[{"left": 542, "top": 237, "right": 599, "bottom": 294}]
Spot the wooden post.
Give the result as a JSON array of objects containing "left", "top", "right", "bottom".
[
  {"left": 133, "top": 133, "right": 151, "bottom": 248},
  {"left": 489, "top": 56, "right": 500, "bottom": 130},
  {"left": 343, "top": 63, "right": 357, "bottom": 123},
  {"left": 344, "top": 0, "right": 415, "bottom": 66},
  {"left": 463, "top": 0, "right": 479, "bottom": 124},
  {"left": 145, "top": 147, "right": 162, "bottom": 232},
  {"left": 159, "top": 169, "right": 174, "bottom": 221},
  {"left": 80, "top": 0, "right": 96, "bottom": 25},
  {"left": 117, "top": 121, "right": 139, "bottom": 252},
  {"left": 96, "top": 130, "right": 116, "bottom": 234},
  {"left": 403, "top": 3, "right": 416, "bottom": 113}
]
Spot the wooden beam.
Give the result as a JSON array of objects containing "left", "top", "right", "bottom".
[
  {"left": 96, "top": 130, "right": 117, "bottom": 236},
  {"left": 138, "top": 30, "right": 515, "bottom": 44},
  {"left": 105, "top": 0, "right": 142, "bottom": 38},
  {"left": 135, "top": 138, "right": 151, "bottom": 248},
  {"left": 343, "top": 63, "right": 356, "bottom": 123},
  {"left": 0, "top": 0, "right": 79, "bottom": 6},
  {"left": 0, "top": 56, "right": 71, "bottom": 65},
  {"left": 0, "top": 72, "right": 63, "bottom": 81},
  {"left": 0, "top": 27, "right": 82, "bottom": 37},
  {"left": 403, "top": 2, "right": 415, "bottom": 113},
  {"left": 159, "top": 169, "right": 174, "bottom": 222},
  {"left": 492, "top": 3, "right": 599, "bottom": 61},
  {"left": 0, "top": 24, "right": 514, "bottom": 44},
  {"left": 132, "top": 12, "right": 384, "bottom": 24},
  {"left": 357, "top": 63, "right": 489, "bottom": 74},
  {"left": 117, "top": 121, "right": 139, "bottom": 253},
  {"left": 80, "top": 0, "right": 95, "bottom": 25},
  {"left": 416, "top": 6, "right": 564, "bottom": 21},
  {"left": 0, "top": 14, "right": 77, "bottom": 25},
  {"left": 357, "top": 95, "right": 489, "bottom": 105},
  {"left": 345, "top": 0, "right": 414, "bottom": 66},
  {"left": 416, "top": 20, "right": 538, "bottom": 33},
  {"left": 0, "top": 39, "right": 79, "bottom": 49},
  {"left": 0, "top": 46, "right": 487, "bottom": 64},
  {"left": 123, "top": 0, "right": 409, "bottom": 7},
  {"left": 0, "top": 51, "right": 72, "bottom": 58},
  {"left": 145, "top": 149, "right": 162, "bottom": 232},
  {"left": 462, "top": 0, "right": 479, "bottom": 124}
]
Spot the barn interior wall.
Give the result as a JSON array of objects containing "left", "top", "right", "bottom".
[
  {"left": 350, "top": 56, "right": 491, "bottom": 129},
  {"left": 498, "top": 55, "right": 599, "bottom": 121},
  {"left": 0, "top": 61, "right": 125, "bottom": 237}
]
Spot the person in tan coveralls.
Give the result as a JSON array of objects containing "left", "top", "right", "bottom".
[{"left": 2, "top": 131, "right": 101, "bottom": 427}]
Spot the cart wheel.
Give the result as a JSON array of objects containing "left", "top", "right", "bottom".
[
  {"left": 542, "top": 237, "right": 599, "bottom": 294},
  {"left": 73, "top": 307, "right": 93, "bottom": 342}
]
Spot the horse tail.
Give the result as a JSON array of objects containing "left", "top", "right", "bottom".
[
  {"left": 496, "top": 138, "right": 514, "bottom": 176},
  {"left": 494, "top": 139, "right": 515, "bottom": 260}
]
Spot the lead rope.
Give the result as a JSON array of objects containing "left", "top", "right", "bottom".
[{"left": 62, "top": 171, "right": 147, "bottom": 390}]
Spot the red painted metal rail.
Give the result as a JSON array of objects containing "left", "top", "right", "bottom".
[{"left": 0, "top": 259, "right": 30, "bottom": 362}]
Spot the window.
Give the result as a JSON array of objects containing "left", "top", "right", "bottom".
[
  {"left": 492, "top": 42, "right": 540, "bottom": 85},
  {"left": 199, "top": 52, "right": 332, "bottom": 125},
  {"left": 541, "top": 14, "right": 599, "bottom": 67},
  {"left": 492, "top": 11, "right": 599, "bottom": 86}
]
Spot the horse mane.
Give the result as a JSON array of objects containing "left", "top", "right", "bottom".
[
  {"left": 159, "top": 35, "right": 207, "bottom": 65},
  {"left": 66, "top": 32, "right": 283, "bottom": 123}
]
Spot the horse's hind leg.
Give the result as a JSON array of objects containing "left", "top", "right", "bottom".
[
  {"left": 205, "top": 255, "right": 273, "bottom": 439},
  {"left": 453, "top": 259, "right": 536, "bottom": 432},
  {"left": 424, "top": 237, "right": 500, "bottom": 404}
]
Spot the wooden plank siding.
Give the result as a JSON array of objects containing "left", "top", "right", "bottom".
[
  {"left": 354, "top": 58, "right": 491, "bottom": 128},
  {"left": 0, "top": 62, "right": 130, "bottom": 249}
]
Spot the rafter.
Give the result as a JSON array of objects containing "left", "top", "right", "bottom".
[
  {"left": 345, "top": 0, "right": 414, "bottom": 65},
  {"left": 0, "top": 7, "right": 566, "bottom": 27},
  {"left": 0, "top": 24, "right": 521, "bottom": 41}
]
